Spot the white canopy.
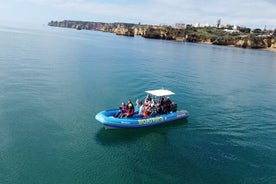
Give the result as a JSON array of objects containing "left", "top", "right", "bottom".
[{"left": 145, "top": 89, "right": 175, "bottom": 96}]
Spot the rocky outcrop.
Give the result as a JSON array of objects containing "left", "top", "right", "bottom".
[
  {"left": 235, "top": 36, "right": 272, "bottom": 49},
  {"left": 48, "top": 20, "right": 276, "bottom": 51},
  {"left": 113, "top": 25, "right": 134, "bottom": 36},
  {"left": 143, "top": 26, "right": 185, "bottom": 40},
  {"left": 271, "top": 38, "right": 276, "bottom": 48},
  {"left": 134, "top": 26, "right": 147, "bottom": 36},
  {"left": 212, "top": 37, "right": 236, "bottom": 45},
  {"left": 143, "top": 27, "right": 163, "bottom": 39},
  {"left": 48, "top": 20, "right": 135, "bottom": 35},
  {"left": 186, "top": 34, "right": 211, "bottom": 43},
  {"left": 235, "top": 39, "right": 249, "bottom": 48},
  {"left": 249, "top": 37, "right": 267, "bottom": 48}
]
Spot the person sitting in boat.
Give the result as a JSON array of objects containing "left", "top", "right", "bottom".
[
  {"left": 135, "top": 99, "right": 140, "bottom": 113},
  {"left": 115, "top": 102, "right": 127, "bottom": 118},
  {"left": 124, "top": 99, "right": 135, "bottom": 117},
  {"left": 144, "top": 94, "right": 152, "bottom": 104},
  {"left": 160, "top": 96, "right": 165, "bottom": 105},
  {"left": 143, "top": 100, "right": 155, "bottom": 118},
  {"left": 138, "top": 101, "right": 144, "bottom": 114},
  {"left": 150, "top": 98, "right": 157, "bottom": 107},
  {"left": 156, "top": 102, "right": 162, "bottom": 114},
  {"left": 143, "top": 104, "right": 150, "bottom": 118},
  {"left": 163, "top": 97, "right": 172, "bottom": 114}
]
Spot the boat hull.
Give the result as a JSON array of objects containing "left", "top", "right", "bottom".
[{"left": 95, "top": 109, "right": 189, "bottom": 129}]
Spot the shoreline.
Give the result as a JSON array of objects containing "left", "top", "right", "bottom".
[
  {"left": 48, "top": 20, "right": 276, "bottom": 52},
  {"left": 263, "top": 47, "right": 276, "bottom": 52},
  {"left": 180, "top": 39, "right": 276, "bottom": 52}
]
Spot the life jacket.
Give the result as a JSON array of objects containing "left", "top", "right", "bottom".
[
  {"left": 143, "top": 105, "right": 150, "bottom": 118},
  {"left": 139, "top": 105, "right": 145, "bottom": 114}
]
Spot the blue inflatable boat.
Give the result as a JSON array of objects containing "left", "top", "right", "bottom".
[{"left": 95, "top": 89, "right": 189, "bottom": 129}]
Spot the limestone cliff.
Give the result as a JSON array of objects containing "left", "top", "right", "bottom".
[
  {"left": 235, "top": 36, "right": 272, "bottom": 49},
  {"left": 113, "top": 25, "right": 134, "bottom": 36},
  {"left": 143, "top": 26, "right": 185, "bottom": 40},
  {"left": 212, "top": 37, "right": 236, "bottom": 45},
  {"left": 271, "top": 38, "right": 276, "bottom": 48},
  {"left": 235, "top": 39, "right": 249, "bottom": 48},
  {"left": 48, "top": 20, "right": 276, "bottom": 51},
  {"left": 134, "top": 26, "right": 147, "bottom": 36}
]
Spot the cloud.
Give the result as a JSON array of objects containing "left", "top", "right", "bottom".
[{"left": 4, "top": 0, "right": 276, "bottom": 28}]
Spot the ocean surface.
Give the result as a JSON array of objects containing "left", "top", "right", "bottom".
[{"left": 0, "top": 25, "right": 276, "bottom": 184}]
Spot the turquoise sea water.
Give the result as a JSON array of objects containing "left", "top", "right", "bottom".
[{"left": 0, "top": 25, "right": 276, "bottom": 184}]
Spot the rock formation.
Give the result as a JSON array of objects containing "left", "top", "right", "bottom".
[
  {"left": 113, "top": 25, "right": 134, "bottom": 36},
  {"left": 48, "top": 20, "right": 276, "bottom": 51},
  {"left": 271, "top": 38, "right": 276, "bottom": 48},
  {"left": 235, "top": 36, "right": 272, "bottom": 49}
]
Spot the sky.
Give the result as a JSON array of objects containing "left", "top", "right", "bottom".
[{"left": 0, "top": 0, "right": 275, "bottom": 29}]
